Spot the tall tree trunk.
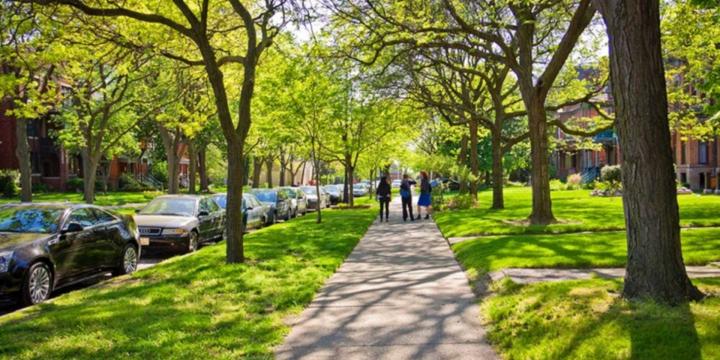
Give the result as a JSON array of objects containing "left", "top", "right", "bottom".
[
  {"left": 252, "top": 156, "right": 262, "bottom": 188},
  {"left": 301, "top": 161, "right": 307, "bottom": 186},
  {"left": 527, "top": 103, "right": 555, "bottom": 224},
  {"left": 468, "top": 119, "right": 479, "bottom": 203},
  {"left": 188, "top": 142, "right": 197, "bottom": 194},
  {"left": 80, "top": 150, "right": 99, "bottom": 204},
  {"left": 594, "top": 0, "right": 702, "bottom": 303},
  {"left": 343, "top": 166, "right": 352, "bottom": 204},
  {"left": 226, "top": 142, "right": 245, "bottom": 263},
  {"left": 312, "top": 147, "right": 322, "bottom": 224},
  {"left": 198, "top": 146, "right": 209, "bottom": 192},
  {"left": 491, "top": 130, "right": 505, "bottom": 209},
  {"left": 15, "top": 118, "right": 33, "bottom": 202},
  {"left": 158, "top": 126, "right": 181, "bottom": 194},
  {"left": 457, "top": 135, "right": 468, "bottom": 194},
  {"left": 265, "top": 158, "right": 274, "bottom": 188}
]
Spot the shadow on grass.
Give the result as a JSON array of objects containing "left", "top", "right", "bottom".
[
  {"left": 484, "top": 278, "right": 713, "bottom": 359},
  {"left": 0, "top": 208, "right": 376, "bottom": 359}
]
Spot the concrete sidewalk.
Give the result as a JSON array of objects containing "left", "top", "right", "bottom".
[{"left": 275, "top": 198, "right": 497, "bottom": 360}]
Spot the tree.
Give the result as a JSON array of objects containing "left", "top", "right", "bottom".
[
  {"left": 593, "top": 0, "right": 703, "bottom": 303},
  {"left": 58, "top": 40, "right": 158, "bottom": 203},
  {"left": 1, "top": 2, "right": 65, "bottom": 202},
  {"left": 327, "top": 0, "right": 606, "bottom": 223},
  {"left": 36, "top": 0, "right": 289, "bottom": 263}
]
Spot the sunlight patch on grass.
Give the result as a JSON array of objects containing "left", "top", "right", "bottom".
[
  {"left": 482, "top": 278, "right": 720, "bottom": 360},
  {"left": 435, "top": 187, "right": 720, "bottom": 238},
  {"left": 453, "top": 228, "right": 720, "bottom": 274}
]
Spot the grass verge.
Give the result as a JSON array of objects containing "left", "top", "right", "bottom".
[
  {"left": 452, "top": 228, "right": 720, "bottom": 278},
  {"left": 0, "top": 191, "right": 162, "bottom": 207},
  {"left": 0, "top": 207, "right": 376, "bottom": 359},
  {"left": 434, "top": 187, "right": 720, "bottom": 238},
  {"left": 482, "top": 277, "right": 720, "bottom": 359}
]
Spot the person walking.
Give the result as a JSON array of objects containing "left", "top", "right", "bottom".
[
  {"left": 416, "top": 171, "right": 432, "bottom": 220},
  {"left": 400, "top": 174, "right": 416, "bottom": 221},
  {"left": 376, "top": 176, "right": 391, "bottom": 222}
]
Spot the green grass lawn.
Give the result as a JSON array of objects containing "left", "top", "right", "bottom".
[
  {"left": 434, "top": 187, "right": 720, "bottom": 238},
  {"left": 452, "top": 228, "right": 720, "bottom": 277},
  {"left": 482, "top": 277, "right": 720, "bottom": 360},
  {"left": 0, "top": 191, "right": 162, "bottom": 207},
  {"left": 0, "top": 207, "right": 376, "bottom": 359}
]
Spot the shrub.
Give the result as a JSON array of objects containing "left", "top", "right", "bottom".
[
  {"left": 119, "top": 173, "right": 145, "bottom": 192},
  {"left": 0, "top": 170, "right": 18, "bottom": 198},
  {"left": 549, "top": 179, "right": 566, "bottom": 191},
  {"left": 150, "top": 161, "right": 168, "bottom": 184},
  {"left": 445, "top": 194, "right": 475, "bottom": 210},
  {"left": 601, "top": 165, "right": 622, "bottom": 184},
  {"left": 32, "top": 182, "right": 49, "bottom": 193},
  {"left": 566, "top": 173, "right": 582, "bottom": 190},
  {"left": 66, "top": 177, "right": 84, "bottom": 193}
]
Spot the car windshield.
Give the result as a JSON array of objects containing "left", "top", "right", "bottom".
[
  {"left": 0, "top": 207, "right": 63, "bottom": 233},
  {"left": 212, "top": 195, "right": 227, "bottom": 209},
  {"left": 301, "top": 187, "right": 316, "bottom": 195},
  {"left": 139, "top": 198, "right": 196, "bottom": 216},
  {"left": 253, "top": 191, "right": 276, "bottom": 202},
  {"left": 353, "top": 184, "right": 365, "bottom": 189}
]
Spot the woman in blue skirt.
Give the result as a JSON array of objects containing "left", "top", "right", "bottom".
[{"left": 416, "top": 171, "right": 432, "bottom": 220}]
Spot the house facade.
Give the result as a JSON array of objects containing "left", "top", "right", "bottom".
[
  {"left": 551, "top": 101, "right": 717, "bottom": 191},
  {"left": 0, "top": 99, "right": 155, "bottom": 191}
]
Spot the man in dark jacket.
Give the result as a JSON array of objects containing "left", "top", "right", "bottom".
[
  {"left": 399, "top": 174, "right": 416, "bottom": 221},
  {"left": 376, "top": 176, "right": 391, "bottom": 222}
]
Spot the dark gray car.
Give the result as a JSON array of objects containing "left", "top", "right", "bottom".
[{"left": 134, "top": 195, "right": 225, "bottom": 253}]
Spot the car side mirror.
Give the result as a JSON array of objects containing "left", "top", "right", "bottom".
[
  {"left": 198, "top": 210, "right": 209, "bottom": 217},
  {"left": 63, "top": 222, "right": 84, "bottom": 233}
]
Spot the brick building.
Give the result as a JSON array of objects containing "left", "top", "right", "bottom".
[{"left": 0, "top": 98, "right": 157, "bottom": 191}]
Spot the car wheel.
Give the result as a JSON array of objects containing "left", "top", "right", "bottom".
[
  {"left": 186, "top": 231, "right": 199, "bottom": 253},
  {"left": 285, "top": 210, "right": 291, "bottom": 221},
  {"left": 113, "top": 244, "right": 139, "bottom": 276},
  {"left": 21, "top": 262, "right": 53, "bottom": 306}
]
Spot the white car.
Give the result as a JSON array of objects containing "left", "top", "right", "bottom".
[{"left": 391, "top": 179, "right": 402, "bottom": 188}]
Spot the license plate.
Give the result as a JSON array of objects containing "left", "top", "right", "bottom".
[{"left": 140, "top": 237, "right": 150, "bottom": 246}]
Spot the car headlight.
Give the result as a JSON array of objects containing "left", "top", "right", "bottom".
[
  {"left": 0, "top": 251, "right": 13, "bottom": 273},
  {"left": 162, "top": 228, "right": 188, "bottom": 236}
]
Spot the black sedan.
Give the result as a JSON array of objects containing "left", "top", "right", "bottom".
[
  {"left": 250, "top": 189, "right": 293, "bottom": 223},
  {"left": 134, "top": 195, "right": 225, "bottom": 253},
  {"left": 0, "top": 203, "right": 140, "bottom": 305}
]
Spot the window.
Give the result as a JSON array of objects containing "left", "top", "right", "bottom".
[
  {"left": 206, "top": 198, "right": 220, "bottom": 212},
  {"left": 67, "top": 208, "right": 98, "bottom": 228},
  {"left": 92, "top": 208, "right": 117, "bottom": 224},
  {"left": 199, "top": 199, "right": 211, "bottom": 214},
  {"left": 681, "top": 141, "right": 687, "bottom": 164},
  {"left": 699, "top": 142, "right": 709, "bottom": 164}
]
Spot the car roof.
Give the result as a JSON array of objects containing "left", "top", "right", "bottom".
[
  {"left": 153, "top": 195, "right": 204, "bottom": 200},
  {"left": 251, "top": 188, "right": 277, "bottom": 192},
  {"left": 0, "top": 202, "right": 97, "bottom": 210}
]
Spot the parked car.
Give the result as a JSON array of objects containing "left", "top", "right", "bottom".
[
  {"left": 319, "top": 186, "right": 332, "bottom": 208},
  {"left": 211, "top": 193, "right": 269, "bottom": 232},
  {"left": 300, "top": 186, "right": 327, "bottom": 210},
  {"left": 135, "top": 195, "right": 225, "bottom": 253},
  {"left": 352, "top": 183, "right": 369, "bottom": 197},
  {"left": 324, "top": 185, "right": 344, "bottom": 205},
  {"left": 251, "top": 189, "right": 293, "bottom": 222},
  {"left": 391, "top": 179, "right": 402, "bottom": 188},
  {"left": 282, "top": 187, "right": 308, "bottom": 217},
  {"left": 0, "top": 203, "right": 140, "bottom": 305}
]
